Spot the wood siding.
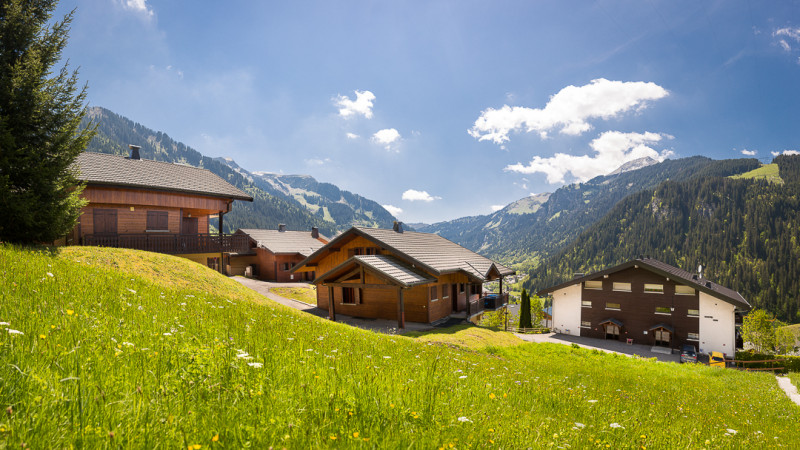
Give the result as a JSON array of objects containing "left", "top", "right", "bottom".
[
  {"left": 83, "top": 186, "right": 230, "bottom": 213},
  {"left": 578, "top": 267, "right": 700, "bottom": 348}
]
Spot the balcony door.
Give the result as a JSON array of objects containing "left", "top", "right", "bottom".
[{"left": 181, "top": 217, "right": 198, "bottom": 235}]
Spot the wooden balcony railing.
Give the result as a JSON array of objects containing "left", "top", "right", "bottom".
[
  {"left": 82, "top": 233, "right": 250, "bottom": 255},
  {"left": 482, "top": 293, "right": 509, "bottom": 311},
  {"left": 467, "top": 297, "right": 485, "bottom": 319}
]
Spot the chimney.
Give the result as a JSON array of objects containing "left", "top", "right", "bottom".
[
  {"left": 127, "top": 144, "right": 141, "bottom": 160},
  {"left": 278, "top": 224, "right": 286, "bottom": 232},
  {"left": 311, "top": 227, "right": 319, "bottom": 239},
  {"left": 393, "top": 221, "right": 403, "bottom": 233}
]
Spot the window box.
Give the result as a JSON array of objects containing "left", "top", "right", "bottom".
[
  {"left": 655, "top": 306, "right": 671, "bottom": 315},
  {"left": 687, "top": 309, "right": 699, "bottom": 317},
  {"left": 644, "top": 283, "right": 664, "bottom": 294}
]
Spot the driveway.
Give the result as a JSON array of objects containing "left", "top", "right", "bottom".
[
  {"left": 515, "top": 332, "right": 681, "bottom": 363},
  {"left": 231, "top": 277, "right": 435, "bottom": 335}
]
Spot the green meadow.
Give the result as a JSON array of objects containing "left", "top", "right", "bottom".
[{"left": 1, "top": 245, "right": 798, "bottom": 448}]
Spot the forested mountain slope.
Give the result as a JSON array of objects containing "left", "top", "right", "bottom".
[
  {"left": 527, "top": 155, "right": 800, "bottom": 322},
  {"left": 421, "top": 157, "right": 760, "bottom": 268}
]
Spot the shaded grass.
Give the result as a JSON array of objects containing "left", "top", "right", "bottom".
[
  {"left": 1, "top": 244, "right": 798, "bottom": 448},
  {"left": 271, "top": 286, "right": 317, "bottom": 305},
  {"left": 404, "top": 324, "right": 524, "bottom": 350}
]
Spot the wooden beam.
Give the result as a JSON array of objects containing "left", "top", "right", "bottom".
[
  {"left": 398, "top": 288, "right": 405, "bottom": 329},
  {"left": 328, "top": 285, "right": 336, "bottom": 322},
  {"left": 325, "top": 282, "right": 398, "bottom": 289}
]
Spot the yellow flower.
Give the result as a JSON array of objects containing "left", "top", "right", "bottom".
[
  {"left": 194, "top": 445, "right": 202, "bottom": 449},
  {"left": 50, "top": 325, "right": 55, "bottom": 329},
  {"left": 330, "top": 436, "right": 337, "bottom": 440},
  {"left": 66, "top": 309, "right": 74, "bottom": 315},
  {"left": 390, "top": 404, "right": 394, "bottom": 408},
  {"left": 363, "top": 438, "right": 369, "bottom": 442},
  {"left": 353, "top": 432, "right": 359, "bottom": 438},
  {"left": 489, "top": 393, "right": 496, "bottom": 399},
  {"left": 488, "top": 428, "right": 494, "bottom": 433},
  {"left": 39, "top": 334, "right": 46, "bottom": 339},
  {"left": 212, "top": 434, "right": 219, "bottom": 442}
]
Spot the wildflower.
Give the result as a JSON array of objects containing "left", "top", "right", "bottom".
[
  {"left": 353, "top": 432, "right": 359, "bottom": 438},
  {"left": 163, "top": 332, "right": 172, "bottom": 336},
  {"left": 459, "top": 375, "right": 467, "bottom": 379},
  {"left": 726, "top": 429, "right": 737, "bottom": 435},
  {"left": 575, "top": 422, "right": 585, "bottom": 428},
  {"left": 489, "top": 393, "right": 496, "bottom": 399},
  {"left": 610, "top": 423, "right": 624, "bottom": 429},
  {"left": 212, "top": 434, "right": 219, "bottom": 442},
  {"left": 39, "top": 334, "right": 46, "bottom": 339},
  {"left": 587, "top": 399, "right": 598, "bottom": 403},
  {"left": 66, "top": 310, "right": 74, "bottom": 315},
  {"left": 0, "top": 322, "right": 9, "bottom": 326},
  {"left": 247, "top": 362, "right": 263, "bottom": 368},
  {"left": 7, "top": 329, "right": 23, "bottom": 335},
  {"left": 457, "top": 416, "right": 472, "bottom": 423},
  {"left": 46, "top": 272, "right": 54, "bottom": 277},
  {"left": 127, "top": 288, "right": 136, "bottom": 294},
  {"left": 330, "top": 436, "right": 337, "bottom": 440}
]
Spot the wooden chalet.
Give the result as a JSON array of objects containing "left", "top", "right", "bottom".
[
  {"left": 66, "top": 149, "right": 253, "bottom": 272},
  {"left": 291, "top": 223, "right": 515, "bottom": 328},
  {"left": 229, "top": 225, "right": 329, "bottom": 281},
  {"left": 537, "top": 258, "right": 751, "bottom": 357}
]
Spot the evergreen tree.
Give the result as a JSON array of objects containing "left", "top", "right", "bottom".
[
  {"left": 0, "top": 0, "right": 94, "bottom": 243},
  {"left": 519, "top": 288, "right": 532, "bottom": 329}
]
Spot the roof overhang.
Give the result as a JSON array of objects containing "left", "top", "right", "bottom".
[
  {"left": 313, "top": 254, "right": 435, "bottom": 288},
  {"left": 599, "top": 318, "right": 624, "bottom": 328},
  {"left": 84, "top": 181, "right": 254, "bottom": 202}
]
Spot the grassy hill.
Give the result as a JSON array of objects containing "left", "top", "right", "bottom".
[{"left": 1, "top": 246, "right": 798, "bottom": 447}]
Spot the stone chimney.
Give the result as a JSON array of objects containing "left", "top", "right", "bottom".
[
  {"left": 311, "top": 227, "right": 319, "bottom": 239},
  {"left": 278, "top": 224, "right": 286, "bottom": 232},
  {"left": 393, "top": 221, "right": 403, "bottom": 233},
  {"left": 127, "top": 144, "right": 141, "bottom": 160}
]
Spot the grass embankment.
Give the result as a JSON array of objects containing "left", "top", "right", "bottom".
[
  {"left": 271, "top": 286, "right": 317, "bottom": 305},
  {"left": 404, "top": 325, "right": 524, "bottom": 350},
  {"left": 788, "top": 372, "right": 800, "bottom": 392},
  {"left": 730, "top": 163, "right": 784, "bottom": 184},
  {"left": 1, "top": 245, "right": 798, "bottom": 448}
]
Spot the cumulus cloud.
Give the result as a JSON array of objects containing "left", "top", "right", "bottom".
[
  {"left": 490, "top": 205, "right": 505, "bottom": 212},
  {"left": 382, "top": 204, "right": 403, "bottom": 216},
  {"left": 469, "top": 79, "right": 669, "bottom": 144},
  {"left": 335, "top": 90, "right": 376, "bottom": 119},
  {"left": 775, "top": 27, "right": 800, "bottom": 42},
  {"left": 345, "top": 132, "right": 359, "bottom": 139},
  {"left": 505, "top": 131, "right": 673, "bottom": 184},
  {"left": 372, "top": 128, "right": 401, "bottom": 150},
  {"left": 120, "top": 0, "right": 154, "bottom": 17},
  {"left": 740, "top": 149, "right": 757, "bottom": 156},
  {"left": 771, "top": 149, "right": 800, "bottom": 156},
  {"left": 402, "top": 189, "right": 441, "bottom": 202}
]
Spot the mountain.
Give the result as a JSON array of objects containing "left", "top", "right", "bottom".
[
  {"left": 214, "top": 162, "right": 396, "bottom": 229},
  {"left": 419, "top": 156, "right": 760, "bottom": 268},
  {"left": 83, "top": 107, "right": 397, "bottom": 235},
  {"left": 525, "top": 155, "right": 800, "bottom": 323}
]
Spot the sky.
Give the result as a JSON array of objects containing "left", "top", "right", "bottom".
[{"left": 55, "top": 0, "right": 800, "bottom": 224}]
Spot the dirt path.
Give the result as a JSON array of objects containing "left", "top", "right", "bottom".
[{"left": 775, "top": 376, "right": 800, "bottom": 406}]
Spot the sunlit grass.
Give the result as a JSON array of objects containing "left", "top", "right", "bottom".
[
  {"left": 729, "top": 163, "right": 783, "bottom": 184},
  {"left": 404, "top": 324, "right": 524, "bottom": 350},
  {"left": 1, "top": 244, "right": 798, "bottom": 448},
  {"left": 270, "top": 286, "right": 317, "bottom": 305},
  {"left": 788, "top": 372, "right": 800, "bottom": 391}
]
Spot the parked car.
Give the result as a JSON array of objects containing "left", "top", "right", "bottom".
[
  {"left": 709, "top": 351, "right": 726, "bottom": 368},
  {"left": 680, "top": 344, "right": 697, "bottom": 363}
]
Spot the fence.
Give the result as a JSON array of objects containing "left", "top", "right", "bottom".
[{"left": 83, "top": 233, "right": 250, "bottom": 255}]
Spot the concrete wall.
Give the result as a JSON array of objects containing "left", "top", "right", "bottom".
[
  {"left": 698, "top": 292, "right": 736, "bottom": 357},
  {"left": 551, "top": 284, "right": 581, "bottom": 336}
]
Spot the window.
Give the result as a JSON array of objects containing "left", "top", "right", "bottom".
[
  {"left": 93, "top": 209, "right": 118, "bottom": 235},
  {"left": 580, "top": 321, "right": 591, "bottom": 328},
  {"left": 342, "top": 287, "right": 356, "bottom": 304},
  {"left": 430, "top": 285, "right": 438, "bottom": 301},
  {"left": 605, "top": 302, "right": 621, "bottom": 310},
  {"left": 146, "top": 211, "right": 169, "bottom": 231},
  {"left": 365, "top": 247, "right": 378, "bottom": 255},
  {"left": 581, "top": 300, "right": 592, "bottom": 308},
  {"left": 687, "top": 309, "right": 699, "bottom": 317},
  {"left": 644, "top": 284, "right": 664, "bottom": 294},
  {"left": 281, "top": 263, "right": 290, "bottom": 271},
  {"left": 612, "top": 282, "right": 631, "bottom": 292},
  {"left": 655, "top": 306, "right": 672, "bottom": 315},
  {"left": 675, "top": 285, "right": 695, "bottom": 295},
  {"left": 442, "top": 285, "right": 449, "bottom": 298},
  {"left": 584, "top": 280, "right": 603, "bottom": 290},
  {"left": 687, "top": 332, "right": 699, "bottom": 341},
  {"left": 470, "top": 284, "right": 481, "bottom": 295},
  {"left": 459, "top": 284, "right": 465, "bottom": 294}
]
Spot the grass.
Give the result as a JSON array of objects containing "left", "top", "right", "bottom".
[
  {"left": 780, "top": 323, "right": 800, "bottom": 347},
  {"left": 270, "top": 286, "right": 317, "bottom": 305},
  {"left": 787, "top": 372, "right": 800, "bottom": 392},
  {"left": 1, "top": 244, "right": 799, "bottom": 448},
  {"left": 404, "top": 324, "right": 524, "bottom": 350},
  {"left": 729, "top": 163, "right": 784, "bottom": 184}
]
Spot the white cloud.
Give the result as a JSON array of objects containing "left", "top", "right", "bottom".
[
  {"left": 778, "top": 39, "right": 792, "bottom": 52},
  {"left": 740, "top": 149, "right": 757, "bottom": 156},
  {"left": 372, "top": 128, "right": 401, "bottom": 150},
  {"left": 490, "top": 205, "right": 505, "bottom": 212},
  {"left": 345, "top": 132, "right": 359, "bottom": 139},
  {"left": 505, "top": 131, "right": 673, "bottom": 184},
  {"left": 469, "top": 79, "right": 669, "bottom": 144},
  {"left": 775, "top": 27, "right": 800, "bottom": 42},
  {"left": 382, "top": 204, "right": 403, "bottom": 216},
  {"left": 402, "top": 189, "right": 441, "bottom": 202},
  {"left": 120, "top": 0, "right": 154, "bottom": 17},
  {"left": 304, "top": 157, "right": 331, "bottom": 166},
  {"left": 335, "top": 90, "right": 375, "bottom": 119},
  {"left": 771, "top": 149, "right": 800, "bottom": 156}
]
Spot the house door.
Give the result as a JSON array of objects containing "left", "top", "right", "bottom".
[
  {"left": 93, "top": 209, "right": 118, "bottom": 235},
  {"left": 604, "top": 323, "right": 620, "bottom": 340},
  {"left": 181, "top": 217, "right": 198, "bottom": 235},
  {"left": 452, "top": 284, "right": 458, "bottom": 312},
  {"left": 654, "top": 329, "right": 671, "bottom": 347}
]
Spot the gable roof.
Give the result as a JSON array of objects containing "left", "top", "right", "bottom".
[
  {"left": 316, "top": 254, "right": 436, "bottom": 287},
  {"left": 294, "top": 226, "right": 514, "bottom": 282},
  {"left": 73, "top": 152, "right": 253, "bottom": 201},
  {"left": 237, "top": 228, "right": 328, "bottom": 257},
  {"left": 536, "top": 258, "right": 750, "bottom": 310}
]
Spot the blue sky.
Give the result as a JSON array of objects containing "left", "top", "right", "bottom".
[{"left": 56, "top": 1, "right": 800, "bottom": 224}]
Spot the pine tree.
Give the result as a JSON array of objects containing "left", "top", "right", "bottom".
[
  {"left": 0, "top": 0, "right": 95, "bottom": 243},
  {"left": 519, "top": 288, "right": 532, "bottom": 329}
]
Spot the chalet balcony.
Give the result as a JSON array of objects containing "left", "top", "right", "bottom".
[
  {"left": 482, "top": 293, "right": 509, "bottom": 310},
  {"left": 82, "top": 233, "right": 250, "bottom": 255}
]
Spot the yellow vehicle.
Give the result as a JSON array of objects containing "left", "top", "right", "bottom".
[{"left": 709, "top": 351, "right": 726, "bottom": 368}]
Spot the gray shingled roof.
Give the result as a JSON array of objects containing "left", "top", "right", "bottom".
[
  {"left": 348, "top": 255, "right": 436, "bottom": 287},
  {"left": 537, "top": 258, "right": 750, "bottom": 310},
  {"left": 238, "top": 228, "right": 328, "bottom": 257},
  {"left": 73, "top": 152, "right": 253, "bottom": 201}
]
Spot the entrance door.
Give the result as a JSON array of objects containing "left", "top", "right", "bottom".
[
  {"left": 654, "top": 329, "right": 671, "bottom": 347},
  {"left": 604, "top": 323, "right": 620, "bottom": 340},
  {"left": 181, "top": 217, "right": 198, "bottom": 235}
]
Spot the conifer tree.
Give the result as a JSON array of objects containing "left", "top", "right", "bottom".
[
  {"left": 0, "top": 0, "right": 94, "bottom": 243},
  {"left": 519, "top": 288, "right": 533, "bottom": 329}
]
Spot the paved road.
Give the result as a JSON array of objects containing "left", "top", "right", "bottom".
[
  {"left": 776, "top": 376, "right": 800, "bottom": 406},
  {"left": 514, "top": 331, "right": 681, "bottom": 363},
  {"left": 231, "top": 277, "right": 434, "bottom": 335}
]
